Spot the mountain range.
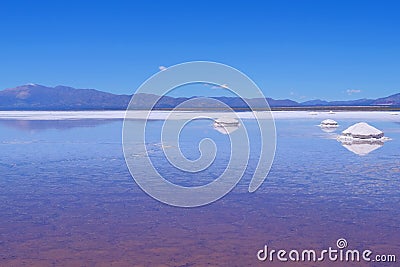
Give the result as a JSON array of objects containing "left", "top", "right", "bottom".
[{"left": 0, "top": 84, "right": 399, "bottom": 110}]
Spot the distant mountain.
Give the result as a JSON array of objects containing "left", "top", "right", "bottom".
[
  {"left": 301, "top": 98, "right": 375, "bottom": 106},
  {"left": 0, "top": 84, "right": 131, "bottom": 110},
  {"left": 300, "top": 94, "right": 400, "bottom": 106},
  {"left": 301, "top": 99, "right": 330, "bottom": 106},
  {"left": 0, "top": 84, "right": 300, "bottom": 110},
  {"left": 267, "top": 98, "right": 299, "bottom": 107},
  {"left": 0, "top": 84, "right": 399, "bottom": 110},
  {"left": 372, "top": 93, "right": 400, "bottom": 106}
]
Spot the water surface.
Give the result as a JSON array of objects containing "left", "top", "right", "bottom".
[{"left": 0, "top": 115, "right": 399, "bottom": 266}]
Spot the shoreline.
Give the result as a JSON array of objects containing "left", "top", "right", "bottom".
[
  {"left": 0, "top": 106, "right": 399, "bottom": 113},
  {"left": 0, "top": 110, "right": 399, "bottom": 121}
]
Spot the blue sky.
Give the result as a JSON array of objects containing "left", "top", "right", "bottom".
[{"left": 0, "top": 0, "right": 399, "bottom": 101}]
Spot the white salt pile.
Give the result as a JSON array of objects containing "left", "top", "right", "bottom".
[
  {"left": 319, "top": 119, "right": 338, "bottom": 128},
  {"left": 339, "top": 122, "right": 385, "bottom": 140},
  {"left": 213, "top": 117, "right": 239, "bottom": 127}
]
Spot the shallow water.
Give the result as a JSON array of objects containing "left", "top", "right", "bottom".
[{"left": 0, "top": 116, "right": 399, "bottom": 266}]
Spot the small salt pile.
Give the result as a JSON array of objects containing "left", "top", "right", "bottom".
[
  {"left": 214, "top": 117, "right": 239, "bottom": 127},
  {"left": 319, "top": 119, "right": 338, "bottom": 128}
]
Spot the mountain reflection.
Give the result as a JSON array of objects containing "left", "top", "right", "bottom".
[{"left": 0, "top": 119, "right": 119, "bottom": 131}]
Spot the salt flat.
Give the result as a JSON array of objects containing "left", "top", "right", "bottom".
[{"left": 0, "top": 110, "right": 399, "bottom": 121}]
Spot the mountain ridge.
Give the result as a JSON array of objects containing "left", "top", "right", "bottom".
[{"left": 0, "top": 84, "right": 399, "bottom": 110}]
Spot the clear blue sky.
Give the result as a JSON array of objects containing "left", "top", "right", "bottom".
[{"left": 1, "top": 0, "right": 399, "bottom": 101}]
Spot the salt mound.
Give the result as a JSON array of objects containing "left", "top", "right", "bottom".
[
  {"left": 320, "top": 119, "right": 338, "bottom": 128},
  {"left": 337, "top": 122, "right": 390, "bottom": 155},
  {"left": 340, "top": 122, "right": 384, "bottom": 139},
  {"left": 214, "top": 117, "right": 239, "bottom": 126}
]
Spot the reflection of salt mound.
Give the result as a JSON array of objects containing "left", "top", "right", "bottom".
[
  {"left": 339, "top": 122, "right": 385, "bottom": 140},
  {"left": 213, "top": 117, "right": 240, "bottom": 135},
  {"left": 320, "top": 119, "right": 338, "bottom": 128},
  {"left": 213, "top": 124, "right": 240, "bottom": 134},
  {"left": 320, "top": 127, "right": 337, "bottom": 133},
  {"left": 341, "top": 140, "right": 384, "bottom": 156}
]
